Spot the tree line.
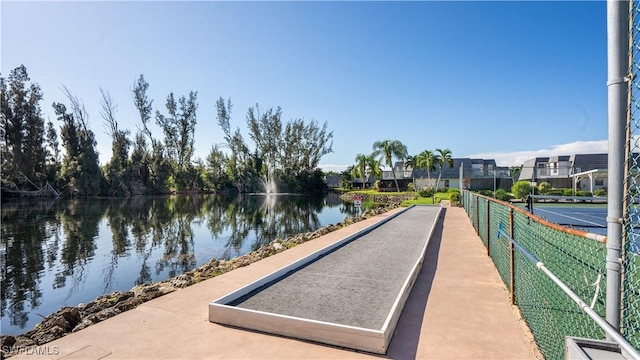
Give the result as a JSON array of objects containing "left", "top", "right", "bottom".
[{"left": 1, "top": 65, "right": 334, "bottom": 198}]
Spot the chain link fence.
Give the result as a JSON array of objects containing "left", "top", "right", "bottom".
[
  {"left": 624, "top": 0, "right": 640, "bottom": 350},
  {"left": 461, "top": 191, "right": 608, "bottom": 359},
  {"left": 457, "top": 3, "right": 640, "bottom": 356}
]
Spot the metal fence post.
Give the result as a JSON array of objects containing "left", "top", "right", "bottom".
[
  {"left": 509, "top": 207, "right": 515, "bottom": 305},
  {"left": 487, "top": 199, "right": 491, "bottom": 257},
  {"left": 475, "top": 196, "right": 480, "bottom": 234},
  {"left": 606, "top": 0, "right": 629, "bottom": 334}
]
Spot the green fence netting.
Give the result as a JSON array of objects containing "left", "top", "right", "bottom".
[
  {"left": 489, "top": 202, "right": 511, "bottom": 289},
  {"left": 462, "top": 192, "right": 609, "bottom": 359},
  {"left": 458, "top": 2, "right": 640, "bottom": 355}
]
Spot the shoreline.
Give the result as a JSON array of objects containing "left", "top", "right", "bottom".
[{"left": 1, "top": 202, "right": 402, "bottom": 358}]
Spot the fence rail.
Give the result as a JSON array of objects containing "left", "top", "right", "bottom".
[
  {"left": 461, "top": 190, "right": 640, "bottom": 359},
  {"left": 497, "top": 225, "right": 640, "bottom": 359}
]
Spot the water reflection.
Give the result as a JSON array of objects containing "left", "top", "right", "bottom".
[{"left": 1, "top": 193, "right": 356, "bottom": 335}]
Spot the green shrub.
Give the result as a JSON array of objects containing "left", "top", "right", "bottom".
[
  {"left": 563, "top": 188, "right": 574, "bottom": 196},
  {"left": 511, "top": 181, "right": 532, "bottom": 199},
  {"left": 362, "top": 198, "right": 376, "bottom": 210},
  {"left": 407, "top": 182, "right": 415, "bottom": 192},
  {"left": 538, "top": 182, "right": 551, "bottom": 195},
  {"left": 548, "top": 189, "right": 564, "bottom": 196},
  {"left": 419, "top": 188, "right": 434, "bottom": 198},
  {"left": 594, "top": 189, "right": 607, "bottom": 196},
  {"left": 447, "top": 188, "right": 460, "bottom": 194},
  {"left": 495, "top": 188, "right": 512, "bottom": 201},
  {"left": 374, "top": 180, "right": 382, "bottom": 191},
  {"left": 479, "top": 189, "right": 494, "bottom": 197},
  {"left": 450, "top": 192, "right": 460, "bottom": 204}
]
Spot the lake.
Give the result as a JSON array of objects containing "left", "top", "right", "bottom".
[{"left": 0, "top": 192, "right": 359, "bottom": 336}]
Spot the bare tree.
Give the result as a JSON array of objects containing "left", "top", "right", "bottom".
[{"left": 100, "top": 88, "right": 130, "bottom": 196}]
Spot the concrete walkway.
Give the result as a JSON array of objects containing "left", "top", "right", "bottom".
[{"left": 13, "top": 206, "right": 539, "bottom": 360}]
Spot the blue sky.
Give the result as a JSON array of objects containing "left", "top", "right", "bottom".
[{"left": 2, "top": 1, "right": 608, "bottom": 172}]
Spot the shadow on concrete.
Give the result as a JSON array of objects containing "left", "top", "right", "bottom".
[{"left": 385, "top": 208, "right": 445, "bottom": 359}]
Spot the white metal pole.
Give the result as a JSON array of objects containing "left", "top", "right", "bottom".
[{"left": 605, "top": 0, "right": 629, "bottom": 334}]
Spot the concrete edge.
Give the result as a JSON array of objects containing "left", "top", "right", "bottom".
[{"left": 208, "top": 205, "right": 442, "bottom": 355}]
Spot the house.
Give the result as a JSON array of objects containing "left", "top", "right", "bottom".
[
  {"left": 466, "top": 159, "right": 511, "bottom": 191},
  {"left": 372, "top": 158, "right": 512, "bottom": 192},
  {"left": 325, "top": 175, "right": 342, "bottom": 189},
  {"left": 411, "top": 158, "right": 511, "bottom": 191},
  {"left": 517, "top": 153, "right": 609, "bottom": 191},
  {"left": 377, "top": 162, "right": 413, "bottom": 191},
  {"left": 350, "top": 173, "right": 376, "bottom": 190}
]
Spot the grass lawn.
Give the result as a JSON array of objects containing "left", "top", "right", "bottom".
[
  {"left": 341, "top": 189, "right": 456, "bottom": 206},
  {"left": 401, "top": 193, "right": 450, "bottom": 206},
  {"left": 401, "top": 197, "right": 434, "bottom": 206},
  {"left": 345, "top": 189, "right": 407, "bottom": 195}
]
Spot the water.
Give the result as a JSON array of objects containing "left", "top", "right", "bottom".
[{"left": 0, "top": 192, "right": 359, "bottom": 336}]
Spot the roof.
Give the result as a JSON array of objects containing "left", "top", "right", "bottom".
[
  {"left": 570, "top": 153, "right": 608, "bottom": 172},
  {"left": 325, "top": 175, "right": 341, "bottom": 187},
  {"left": 470, "top": 159, "right": 497, "bottom": 167},
  {"left": 519, "top": 157, "right": 539, "bottom": 180},
  {"left": 412, "top": 158, "right": 470, "bottom": 179},
  {"left": 518, "top": 153, "right": 610, "bottom": 181}
]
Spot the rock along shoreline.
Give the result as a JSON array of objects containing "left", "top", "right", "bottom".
[{"left": 1, "top": 199, "right": 404, "bottom": 358}]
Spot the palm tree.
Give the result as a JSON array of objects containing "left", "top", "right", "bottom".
[
  {"left": 367, "top": 154, "right": 382, "bottom": 180},
  {"left": 404, "top": 155, "right": 418, "bottom": 190},
  {"left": 353, "top": 153, "right": 382, "bottom": 189},
  {"left": 509, "top": 166, "right": 522, "bottom": 184},
  {"left": 434, "top": 148, "right": 454, "bottom": 190},
  {"left": 372, "top": 139, "right": 408, "bottom": 192},
  {"left": 416, "top": 150, "right": 437, "bottom": 189},
  {"left": 404, "top": 155, "right": 417, "bottom": 170},
  {"left": 353, "top": 153, "right": 369, "bottom": 189},
  {"left": 341, "top": 166, "right": 354, "bottom": 189}
]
